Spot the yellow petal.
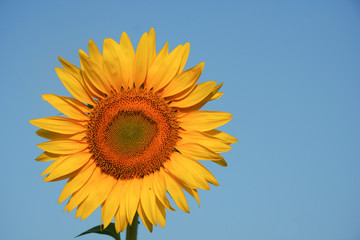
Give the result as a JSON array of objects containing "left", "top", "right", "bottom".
[
  {"left": 55, "top": 67, "right": 95, "bottom": 105},
  {"left": 155, "top": 198, "right": 166, "bottom": 228},
  {"left": 40, "top": 154, "right": 67, "bottom": 177},
  {"left": 152, "top": 171, "right": 175, "bottom": 211},
  {"left": 116, "top": 180, "right": 130, "bottom": 232},
  {"left": 174, "top": 153, "right": 215, "bottom": 187},
  {"left": 182, "top": 186, "right": 200, "bottom": 206},
  {"left": 60, "top": 53, "right": 105, "bottom": 103},
  {"left": 36, "top": 129, "right": 86, "bottom": 141},
  {"left": 151, "top": 44, "right": 184, "bottom": 92},
  {"left": 58, "top": 57, "right": 81, "bottom": 77},
  {"left": 30, "top": 116, "right": 86, "bottom": 134},
  {"left": 161, "top": 62, "right": 204, "bottom": 98},
  {"left": 44, "top": 171, "right": 78, "bottom": 183},
  {"left": 58, "top": 161, "right": 96, "bottom": 203},
  {"left": 75, "top": 201, "right": 86, "bottom": 219},
  {"left": 65, "top": 188, "right": 89, "bottom": 214},
  {"left": 79, "top": 50, "right": 112, "bottom": 95},
  {"left": 185, "top": 159, "right": 219, "bottom": 186},
  {"left": 203, "top": 129, "right": 238, "bottom": 145},
  {"left": 64, "top": 188, "right": 85, "bottom": 213},
  {"left": 211, "top": 82, "right": 223, "bottom": 95},
  {"left": 64, "top": 167, "right": 102, "bottom": 213},
  {"left": 88, "top": 39, "right": 103, "bottom": 64},
  {"left": 102, "top": 180, "right": 122, "bottom": 228},
  {"left": 63, "top": 51, "right": 105, "bottom": 102},
  {"left": 133, "top": 32, "right": 148, "bottom": 88},
  {"left": 126, "top": 177, "right": 141, "bottom": 224},
  {"left": 115, "top": 206, "right": 129, "bottom": 233},
  {"left": 169, "top": 81, "right": 216, "bottom": 108},
  {"left": 165, "top": 154, "right": 209, "bottom": 190},
  {"left": 176, "top": 142, "right": 223, "bottom": 161},
  {"left": 140, "top": 174, "right": 157, "bottom": 226},
  {"left": 64, "top": 190, "right": 86, "bottom": 214},
  {"left": 114, "top": 208, "right": 121, "bottom": 233},
  {"left": 162, "top": 169, "right": 190, "bottom": 213},
  {"left": 44, "top": 151, "right": 92, "bottom": 181},
  {"left": 147, "top": 28, "right": 156, "bottom": 67},
  {"left": 80, "top": 69, "right": 105, "bottom": 100},
  {"left": 213, "top": 159, "right": 228, "bottom": 167},
  {"left": 172, "top": 154, "right": 219, "bottom": 186},
  {"left": 179, "top": 111, "right": 232, "bottom": 131},
  {"left": 42, "top": 94, "right": 89, "bottom": 121},
  {"left": 146, "top": 42, "right": 168, "bottom": 89},
  {"left": 178, "top": 42, "right": 190, "bottom": 73},
  {"left": 210, "top": 92, "right": 223, "bottom": 100},
  {"left": 80, "top": 174, "right": 117, "bottom": 220},
  {"left": 137, "top": 201, "right": 153, "bottom": 232},
  {"left": 102, "top": 38, "right": 123, "bottom": 91},
  {"left": 179, "top": 130, "right": 231, "bottom": 153},
  {"left": 37, "top": 140, "right": 87, "bottom": 154},
  {"left": 35, "top": 151, "right": 60, "bottom": 162},
  {"left": 119, "top": 32, "right": 135, "bottom": 89},
  {"left": 119, "top": 32, "right": 135, "bottom": 59},
  {"left": 180, "top": 82, "right": 223, "bottom": 112}
]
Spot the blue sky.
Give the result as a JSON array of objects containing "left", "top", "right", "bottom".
[{"left": 1, "top": 0, "right": 359, "bottom": 239}]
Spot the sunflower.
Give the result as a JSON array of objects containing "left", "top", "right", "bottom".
[{"left": 30, "top": 28, "right": 237, "bottom": 232}]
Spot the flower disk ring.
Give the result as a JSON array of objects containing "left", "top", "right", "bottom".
[{"left": 87, "top": 89, "right": 180, "bottom": 180}]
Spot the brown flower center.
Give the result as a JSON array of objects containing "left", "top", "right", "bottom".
[{"left": 87, "top": 90, "right": 179, "bottom": 180}]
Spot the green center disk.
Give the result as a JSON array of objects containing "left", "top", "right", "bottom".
[{"left": 106, "top": 111, "right": 158, "bottom": 157}]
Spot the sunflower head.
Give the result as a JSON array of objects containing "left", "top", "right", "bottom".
[{"left": 30, "top": 28, "right": 237, "bottom": 232}]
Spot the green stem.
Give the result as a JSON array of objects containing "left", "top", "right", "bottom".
[{"left": 126, "top": 213, "right": 139, "bottom": 240}]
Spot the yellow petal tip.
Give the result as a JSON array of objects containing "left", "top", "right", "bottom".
[{"left": 198, "top": 62, "right": 205, "bottom": 70}]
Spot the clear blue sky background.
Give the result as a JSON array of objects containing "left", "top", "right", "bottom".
[{"left": 1, "top": 0, "right": 359, "bottom": 239}]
